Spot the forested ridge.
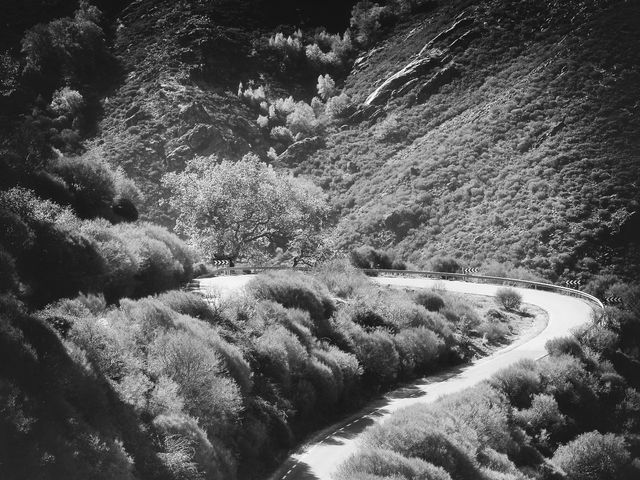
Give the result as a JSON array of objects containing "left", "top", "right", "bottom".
[{"left": 1, "top": 1, "right": 640, "bottom": 479}]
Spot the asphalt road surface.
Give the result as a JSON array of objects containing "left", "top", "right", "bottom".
[{"left": 198, "top": 274, "right": 596, "bottom": 480}]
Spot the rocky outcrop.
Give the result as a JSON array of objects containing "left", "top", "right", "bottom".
[
  {"left": 363, "top": 14, "right": 479, "bottom": 108},
  {"left": 124, "top": 107, "right": 149, "bottom": 127},
  {"left": 277, "top": 136, "right": 326, "bottom": 165},
  {"left": 183, "top": 124, "right": 223, "bottom": 152},
  {"left": 417, "top": 64, "right": 460, "bottom": 102},
  {"left": 364, "top": 49, "right": 445, "bottom": 106},
  {"left": 418, "top": 16, "right": 474, "bottom": 55}
]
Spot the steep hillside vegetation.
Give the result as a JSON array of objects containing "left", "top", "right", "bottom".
[
  {"left": 300, "top": 0, "right": 640, "bottom": 282},
  {"left": 76, "top": 0, "right": 640, "bottom": 282}
]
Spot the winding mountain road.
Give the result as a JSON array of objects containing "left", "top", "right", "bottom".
[{"left": 198, "top": 274, "right": 597, "bottom": 480}]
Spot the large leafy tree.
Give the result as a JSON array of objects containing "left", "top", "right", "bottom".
[{"left": 163, "top": 154, "right": 329, "bottom": 263}]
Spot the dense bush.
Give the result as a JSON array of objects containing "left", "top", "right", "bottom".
[
  {"left": 0, "top": 187, "right": 193, "bottom": 306},
  {"left": 489, "top": 359, "right": 541, "bottom": 408},
  {"left": 350, "top": 245, "right": 406, "bottom": 270},
  {"left": 495, "top": 288, "right": 522, "bottom": 311},
  {"left": 551, "top": 431, "right": 634, "bottom": 480},
  {"left": 545, "top": 336, "right": 584, "bottom": 359},
  {"left": 414, "top": 291, "right": 445, "bottom": 311},
  {"left": 336, "top": 448, "right": 452, "bottom": 480},
  {"left": 430, "top": 257, "right": 460, "bottom": 273},
  {"left": 247, "top": 270, "right": 335, "bottom": 325},
  {"left": 52, "top": 154, "right": 117, "bottom": 219},
  {"left": 313, "top": 259, "right": 371, "bottom": 298}
]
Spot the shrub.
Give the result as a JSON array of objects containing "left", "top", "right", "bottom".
[
  {"left": 79, "top": 218, "right": 138, "bottom": 300},
  {"left": 439, "top": 294, "right": 482, "bottom": 335},
  {"left": 305, "top": 44, "right": 340, "bottom": 69},
  {"left": 439, "top": 383, "right": 516, "bottom": 454},
  {"left": 154, "top": 412, "right": 236, "bottom": 480},
  {"left": 157, "top": 291, "right": 217, "bottom": 323},
  {"left": 335, "top": 448, "right": 452, "bottom": 480},
  {"left": 352, "top": 329, "right": 400, "bottom": 387},
  {"left": 495, "top": 288, "right": 522, "bottom": 311},
  {"left": 148, "top": 330, "right": 242, "bottom": 433},
  {"left": 430, "top": 257, "right": 460, "bottom": 273},
  {"left": 394, "top": 327, "right": 443, "bottom": 376},
  {"left": 325, "top": 93, "right": 353, "bottom": 118},
  {"left": 256, "top": 114, "right": 269, "bottom": 129},
  {"left": 317, "top": 74, "right": 337, "bottom": 100},
  {"left": 477, "top": 448, "right": 520, "bottom": 475},
  {"left": 142, "top": 223, "right": 194, "bottom": 280},
  {"left": 52, "top": 154, "right": 117, "bottom": 219},
  {"left": 313, "top": 259, "right": 371, "bottom": 298},
  {"left": 253, "top": 324, "right": 307, "bottom": 388},
  {"left": 21, "top": 2, "right": 108, "bottom": 85},
  {"left": 545, "top": 336, "right": 584, "bottom": 358},
  {"left": 551, "top": 431, "right": 633, "bottom": 480},
  {"left": 240, "top": 84, "right": 267, "bottom": 107},
  {"left": 50, "top": 87, "right": 84, "bottom": 117},
  {"left": 115, "top": 222, "right": 194, "bottom": 296},
  {"left": 373, "top": 115, "right": 409, "bottom": 142},
  {"left": 476, "top": 321, "right": 510, "bottom": 344},
  {"left": 350, "top": 1, "right": 386, "bottom": 46},
  {"left": 286, "top": 101, "right": 320, "bottom": 137},
  {"left": 270, "top": 125, "right": 294, "bottom": 144},
  {"left": 515, "top": 393, "right": 566, "bottom": 447},
  {"left": 268, "top": 31, "right": 304, "bottom": 59},
  {"left": 537, "top": 354, "right": 598, "bottom": 425},
  {"left": 489, "top": 359, "right": 541, "bottom": 408},
  {"left": 247, "top": 270, "right": 335, "bottom": 325},
  {"left": 350, "top": 245, "right": 404, "bottom": 270}
]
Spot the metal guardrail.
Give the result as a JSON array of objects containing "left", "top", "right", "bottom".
[{"left": 195, "top": 266, "right": 604, "bottom": 311}]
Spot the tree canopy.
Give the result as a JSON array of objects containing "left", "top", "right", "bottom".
[{"left": 163, "top": 154, "right": 329, "bottom": 262}]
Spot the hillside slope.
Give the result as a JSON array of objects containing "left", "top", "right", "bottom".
[
  {"left": 85, "top": 0, "right": 360, "bottom": 225},
  {"left": 301, "top": 0, "right": 640, "bottom": 281},
  {"left": 87, "top": 0, "right": 640, "bottom": 281}
]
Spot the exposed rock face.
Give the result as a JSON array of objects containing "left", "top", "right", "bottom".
[
  {"left": 179, "top": 102, "right": 211, "bottom": 124},
  {"left": 418, "top": 16, "right": 475, "bottom": 55},
  {"left": 363, "top": 14, "right": 479, "bottom": 108},
  {"left": 277, "top": 136, "right": 325, "bottom": 165},
  {"left": 364, "top": 49, "right": 445, "bottom": 106},
  {"left": 183, "top": 124, "right": 223, "bottom": 151},
  {"left": 417, "top": 64, "right": 459, "bottom": 102}
]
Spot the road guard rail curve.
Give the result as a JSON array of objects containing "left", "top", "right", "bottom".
[{"left": 195, "top": 266, "right": 604, "bottom": 312}]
